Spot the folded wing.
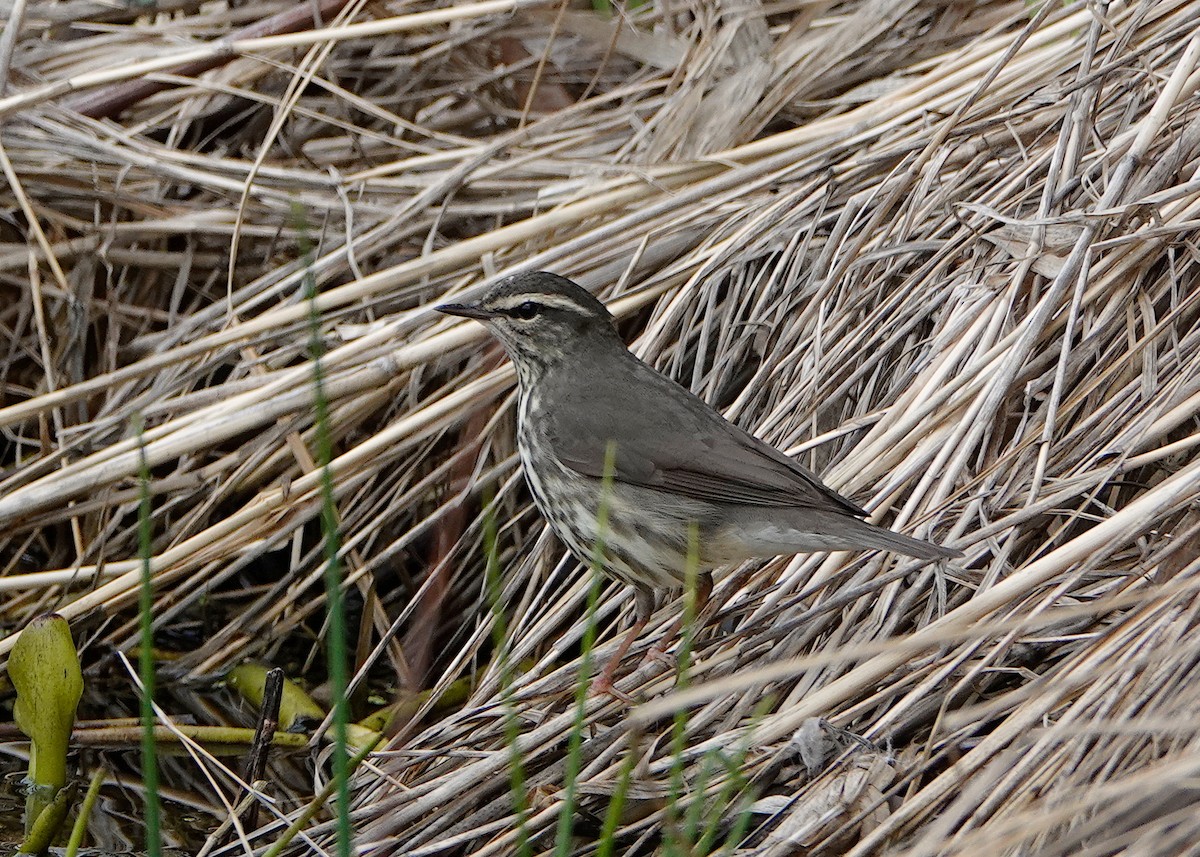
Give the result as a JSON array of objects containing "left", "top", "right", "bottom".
[{"left": 544, "top": 353, "right": 867, "bottom": 517}]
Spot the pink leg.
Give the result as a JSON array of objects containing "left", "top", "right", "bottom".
[
  {"left": 592, "top": 588, "right": 655, "bottom": 697},
  {"left": 644, "top": 572, "right": 714, "bottom": 665}
]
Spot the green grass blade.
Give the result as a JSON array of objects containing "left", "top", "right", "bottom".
[
  {"left": 596, "top": 729, "right": 640, "bottom": 857},
  {"left": 298, "top": 207, "right": 352, "bottom": 857}
]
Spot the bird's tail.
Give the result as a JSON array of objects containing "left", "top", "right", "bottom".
[
  {"left": 845, "top": 517, "right": 963, "bottom": 561},
  {"left": 724, "top": 508, "right": 962, "bottom": 562}
]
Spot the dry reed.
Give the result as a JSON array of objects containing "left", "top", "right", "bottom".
[{"left": 2, "top": 0, "right": 1200, "bottom": 853}]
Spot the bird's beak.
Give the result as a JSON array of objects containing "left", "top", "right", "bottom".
[{"left": 436, "top": 302, "right": 494, "bottom": 320}]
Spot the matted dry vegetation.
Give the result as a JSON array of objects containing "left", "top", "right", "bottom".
[{"left": 2, "top": 0, "right": 1200, "bottom": 853}]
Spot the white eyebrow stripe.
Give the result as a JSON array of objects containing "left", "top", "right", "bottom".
[{"left": 490, "top": 294, "right": 586, "bottom": 312}]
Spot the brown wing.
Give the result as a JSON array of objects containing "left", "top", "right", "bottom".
[{"left": 543, "top": 352, "right": 867, "bottom": 517}]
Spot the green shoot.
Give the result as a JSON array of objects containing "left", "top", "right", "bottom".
[
  {"left": 65, "top": 769, "right": 106, "bottom": 857},
  {"left": 296, "top": 205, "right": 352, "bottom": 857},
  {"left": 596, "top": 729, "right": 641, "bottom": 857}
]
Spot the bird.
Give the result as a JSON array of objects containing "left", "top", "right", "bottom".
[{"left": 437, "top": 271, "right": 960, "bottom": 693}]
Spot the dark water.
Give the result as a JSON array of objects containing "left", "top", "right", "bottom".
[{"left": 0, "top": 767, "right": 217, "bottom": 854}]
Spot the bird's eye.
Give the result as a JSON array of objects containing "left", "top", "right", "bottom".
[{"left": 510, "top": 301, "right": 541, "bottom": 320}]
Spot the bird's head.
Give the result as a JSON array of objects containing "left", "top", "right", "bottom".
[{"left": 437, "top": 272, "right": 622, "bottom": 379}]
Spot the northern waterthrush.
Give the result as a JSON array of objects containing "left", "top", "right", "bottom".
[{"left": 438, "top": 272, "right": 960, "bottom": 691}]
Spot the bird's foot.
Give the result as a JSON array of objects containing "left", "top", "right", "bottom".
[
  {"left": 644, "top": 643, "right": 675, "bottom": 668},
  {"left": 592, "top": 676, "right": 635, "bottom": 703},
  {"left": 591, "top": 654, "right": 635, "bottom": 702}
]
